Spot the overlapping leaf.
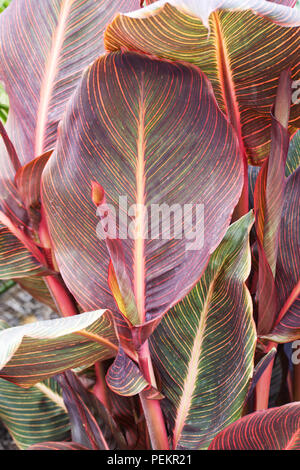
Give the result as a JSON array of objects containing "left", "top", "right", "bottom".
[
  {"left": 106, "top": 348, "right": 149, "bottom": 397},
  {"left": 42, "top": 51, "right": 243, "bottom": 326},
  {"left": 105, "top": 0, "right": 300, "bottom": 165},
  {"left": 14, "top": 150, "right": 53, "bottom": 226},
  {"left": 0, "top": 0, "right": 140, "bottom": 230},
  {"left": 286, "top": 130, "right": 300, "bottom": 176},
  {"left": 0, "top": 321, "right": 70, "bottom": 449},
  {"left": 29, "top": 442, "right": 89, "bottom": 450},
  {"left": 209, "top": 402, "right": 300, "bottom": 449},
  {"left": 0, "top": 224, "right": 48, "bottom": 279},
  {"left": 0, "top": 310, "right": 118, "bottom": 387},
  {"left": 0, "top": 0, "right": 140, "bottom": 165},
  {"left": 264, "top": 167, "right": 300, "bottom": 342},
  {"left": 149, "top": 212, "right": 256, "bottom": 450},
  {"left": 57, "top": 370, "right": 126, "bottom": 450},
  {"left": 0, "top": 377, "right": 70, "bottom": 449},
  {"left": 254, "top": 71, "right": 291, "bottom": 335}
]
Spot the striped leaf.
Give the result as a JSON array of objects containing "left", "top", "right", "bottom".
[
  {"left": 0, "top": 309, "right": 118, "bottom": 387},
  {"left": 15, "top": 150, "right": 53, "bottom": 229},
  {"left": 0, "top": 0, "right": 140, "bottom": 166},
  {"left": 149, "top": 211, "right": 256, "bottom": 450},
  {"left": 0, "top": 0, "right": 140, "bottom": 232},
  {"left": 0, "top": 377, "right": 70, "bottom": 449},
  {"left": 42, "top": 51, "right": 243, "bottom": 326},
  {"left": 0, "top": 224, "right": 48, "bottom": 278},
  {"left": 57, "top": 370, "right": 126, "bottom": 450},
  {"left": 29, "top": 442, "right": 89, "bottom": 450},
  {"left": 0, "top": 322, "right": 70, "bottom": 449},
  {"left": 209, "top": 402, "right": 300, "bottom": 449},
  {"left": 106, "top": 348, "right": 149, "bottom": 397},
  {"left": 249, "top": 129, "right": 300, "bottom": 208},
  {"left": 104, "top": 0, "right": 300, "bottom": 165},
  {"left": 263, "top": 167, "right": 300, "bottom": 342},
  {"left": 286, "top": 130, "right": 300, "bottom": 176},
  {"left": 269, "top": 1, "right": 297, "bottom": 5},
  {"left": 254, "top": 71, "right": 291, "bottom": 334}
]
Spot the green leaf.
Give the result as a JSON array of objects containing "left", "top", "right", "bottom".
[
  {"left": 0, "top": 310, "right": 118, "bottom": 387},
  {"left": 106, "top": 348, "right": 149, "bottom": 397},
  {"left": 0, "top": 320, "right": 70, "bottom": 449},
  {"left": 286, "top": 130, "right": 300, "bottom": 176},
  {"left": 0, "top": 377, "right": 70, "bottom": 449},
  {"left": 17, "top": 276, "right": 57, "bottom": 312},
  {"left": 149, "top": 211, "right": 256, "bottom": 450}
]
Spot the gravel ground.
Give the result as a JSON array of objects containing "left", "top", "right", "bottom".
[{"left": 0, "top": 282, "right": 57, "bottom": 450}]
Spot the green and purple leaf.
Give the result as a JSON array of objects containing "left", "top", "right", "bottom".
[
  {"left": 149, "top": 212, "right": 256, "bottom": 450},
  {"left": 106, "top": 348, "right": 150, "bottom": 397},
  {"left": 105, "top": 0, "right": 300, "bottom": 165},
  {"left": 57, "top": 370, "right": 126, "bottom": 450},
  {"left": 0, "top": 321, "right": 70, "bottom": 450},
  {"left": 263, "top": 167, "right": 300, "bottom": 342},
  {"left": 0, "top": 224, "right": 48, "bottom": 279},
  {"left": 0, "top": 377, "right": 70, "bottom": 449},
  {"left": 209, "top": 402, "right": 300, "bottom": 449},
  {"left": 42, "top": 51, "right": 243, "bottom": 329},
  {"left": 0, "top": 310, "right": 118, "bottom": 387}
]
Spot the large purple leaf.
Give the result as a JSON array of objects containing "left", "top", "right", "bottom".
[
  {"left": 42, "top": 51, "right": 243, "bottom": 326},
  {"left": 0, "top": 0, "right": 140, "bottom": 221}
]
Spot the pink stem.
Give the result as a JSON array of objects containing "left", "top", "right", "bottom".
[{"left": 138, "top": 341, "right": 169, "bottom": 450}]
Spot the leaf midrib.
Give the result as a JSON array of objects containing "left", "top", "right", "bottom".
[
  {"left": 173, "top": 278, "right": 216, "bottom": 449},
  {"left": 35, "top": 0, "right": 74, "bottom": 157}
]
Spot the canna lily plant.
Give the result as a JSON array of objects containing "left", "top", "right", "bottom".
[{"left": 0, "top": 0, "right": 299, "bottom": 451}]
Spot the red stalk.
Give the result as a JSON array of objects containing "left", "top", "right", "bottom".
[
  {"left": 93, "top": 361, "right": 111, "bottom": 410},
  {"left": 138, "top": 340, "right": 169, "bottom": 450},
  {"left": 43, "top": 274, "right": 79, "bottom": 317}
]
